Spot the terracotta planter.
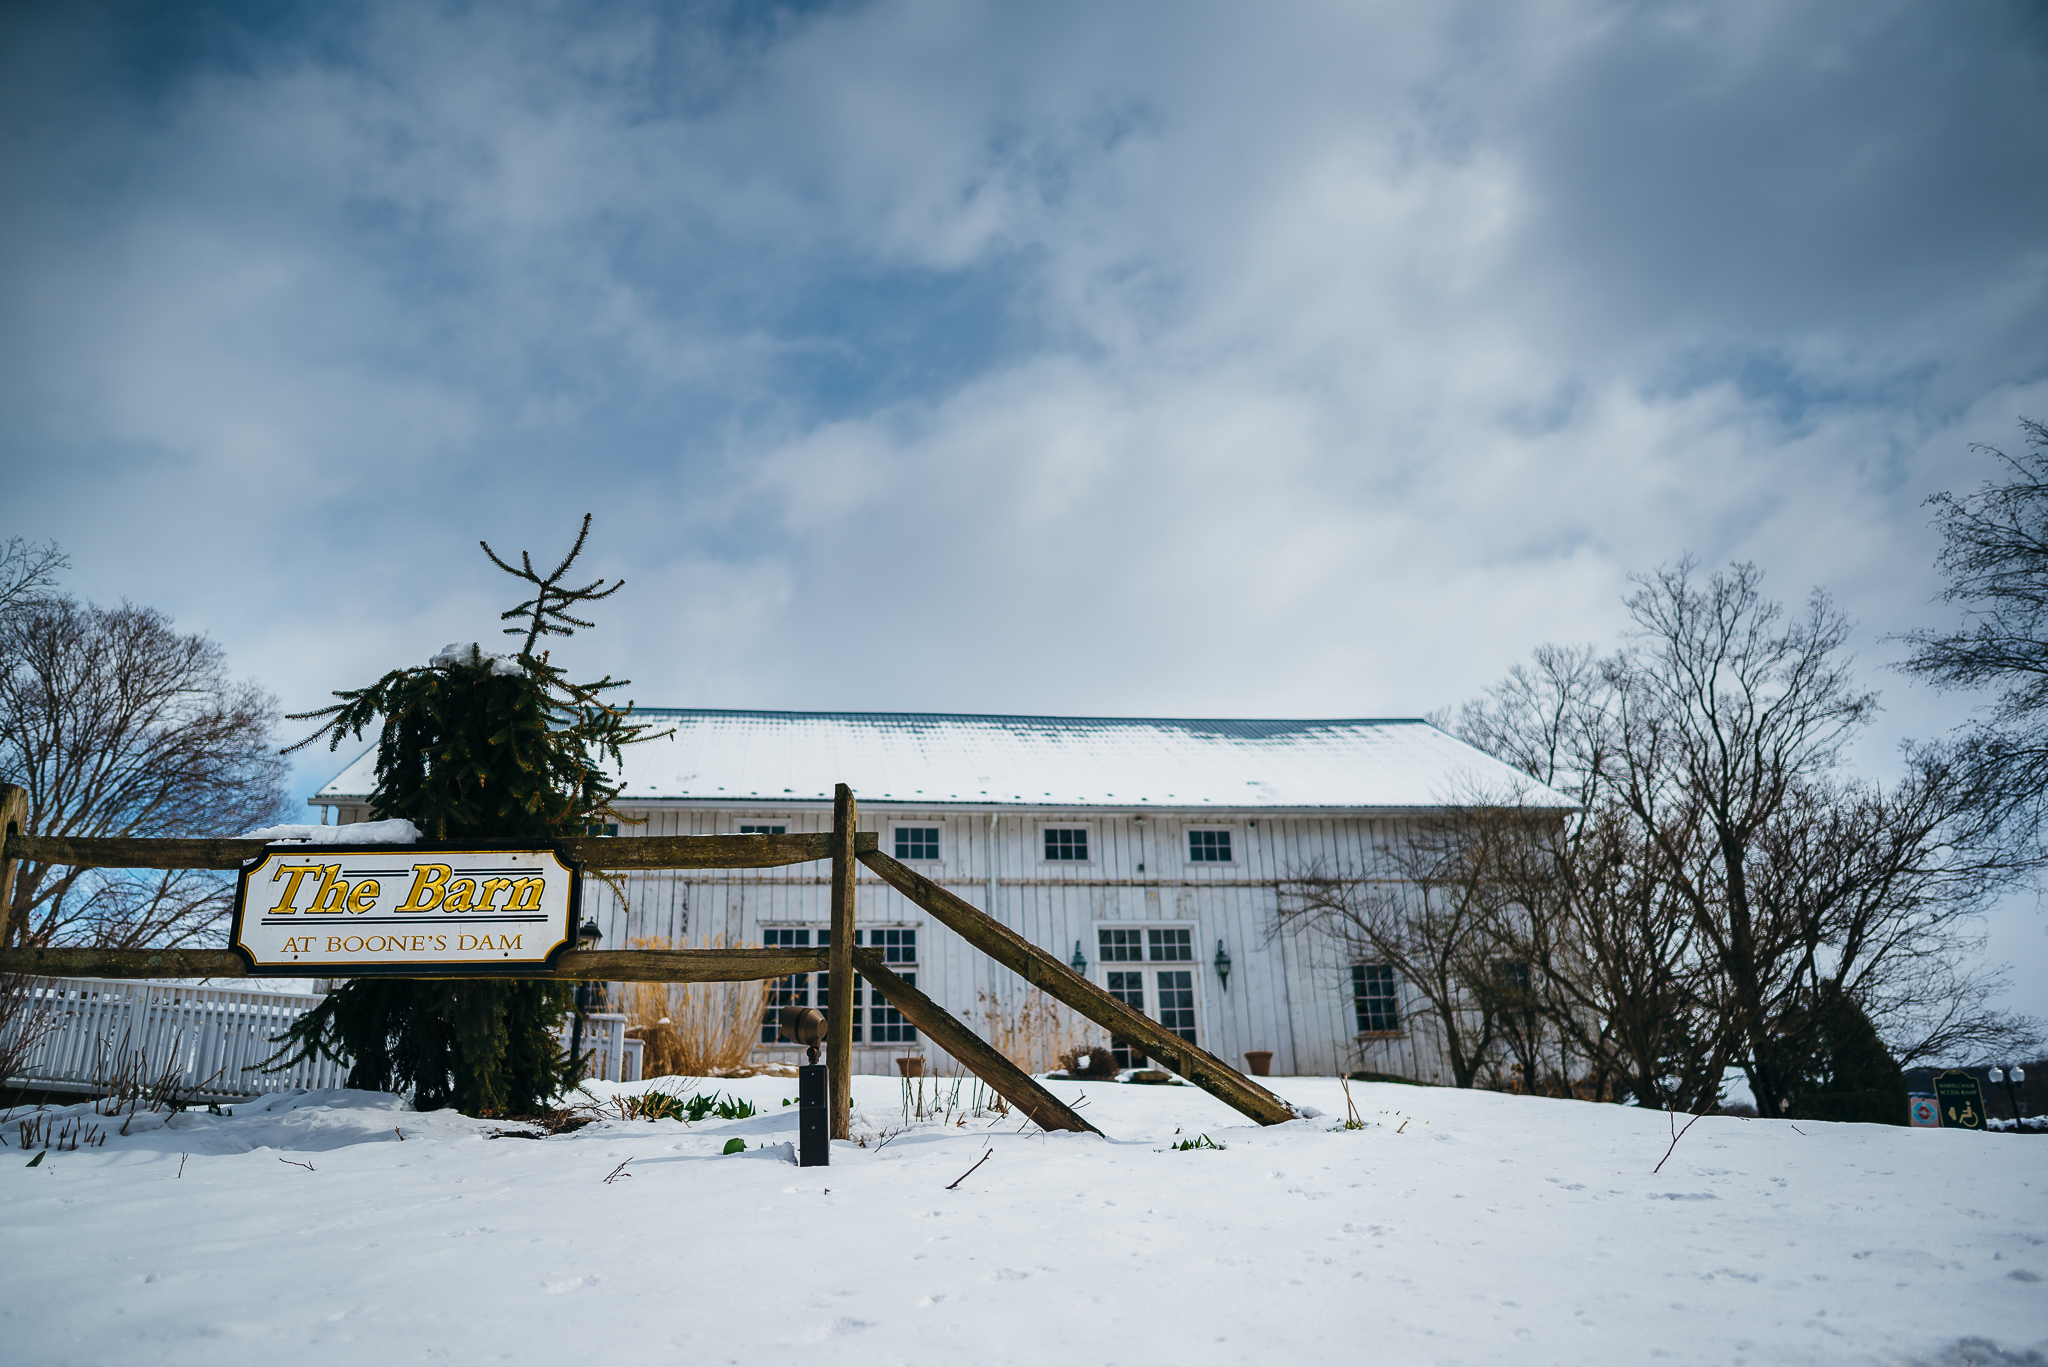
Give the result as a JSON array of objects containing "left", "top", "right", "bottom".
[
  {"left": 895, "top": 1057, "right": 926, "bottom": 1078},
  {"left": 1243, "top": 1050, "right": 1274, "bottom": 1077}
]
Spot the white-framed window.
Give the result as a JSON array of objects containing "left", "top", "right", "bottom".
[
  {"left": 893, "top": 826, "right": 941, "bottom": 861},
  {"left": 1039, "top": 823, "right": 1092, "bottom": 863},
  {"left": 738, "top": 823, "right": 786, "bottom": 835},
  {"left": 1352, "top": 964, "right": 1401, "bottom": 1035},
  {"left": 759, "top": 925, "right": 920, "bottom": 1047},
  {"left": 1095, "top": 923, "right": 1201, "bottom": 1067},
  {"left": 1185, "top": 828, "right": 1234, "bottom": 863}
]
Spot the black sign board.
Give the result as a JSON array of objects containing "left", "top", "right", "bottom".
[{"left": 1933, "top": 1070, "right": 1987, "bottom": 1130}]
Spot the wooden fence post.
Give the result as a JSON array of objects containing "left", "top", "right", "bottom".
[
  {"left": 827, "top": 783, "right": 857, "bottom": 1139},
  {"left": 0, "top": 783, "right": 27, "bottom": 949}
]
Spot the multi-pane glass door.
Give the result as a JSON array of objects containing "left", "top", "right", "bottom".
[{"left": 1098, "top": 926, "right": 1200, "bottom": 1068}]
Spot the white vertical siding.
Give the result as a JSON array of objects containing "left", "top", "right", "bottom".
[{"left": 334, "top": 799, "right": 1452, "bottom": 1080}]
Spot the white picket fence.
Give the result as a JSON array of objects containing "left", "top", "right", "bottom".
[
  {"left": 557, "top": 1013, "right": 642, "bottom": 1087},
  {"left": 4, "top": 977, "right": 641, "bottom": 1103},
  {"left": 4, "top": 977, "right": 348, "bottom": 1102}
]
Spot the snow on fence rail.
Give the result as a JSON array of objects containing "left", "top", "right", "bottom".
[
  {"left": 4, "top": 976, "right": 348, "bottom": 1101},
  {"left": 4, "top": 978, "right": 643, "bottom": 1102}
]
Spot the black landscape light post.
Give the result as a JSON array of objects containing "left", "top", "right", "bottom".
[
  {"left": 569, "top": 917, "right": 601, "bottom": 1081},
  {"left": 782, "top": 1006, "right": 829, "bottom": 1167},
  {"left": 1989, "top": 1065, "right": 2026, "bottom": 1128}
]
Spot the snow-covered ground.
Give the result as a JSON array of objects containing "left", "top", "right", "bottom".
[{"left": 3, "top": 1075, "right": 2042, "bottom": 1366}]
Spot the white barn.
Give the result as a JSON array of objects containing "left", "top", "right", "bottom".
[{"left": 312, "top": 710, "right": 1560, "bottom": 1080}]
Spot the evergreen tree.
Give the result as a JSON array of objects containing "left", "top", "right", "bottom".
[
  {"left": 269, "top": 517, "right": 656, "bottom": 1114},
  {"left": 1778, "top": 986, "right": 1908, "bottom": 1126}
]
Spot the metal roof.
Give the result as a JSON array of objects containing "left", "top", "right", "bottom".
[{"left": 313, "top": 709, "right": 1571, "bottom": 812}]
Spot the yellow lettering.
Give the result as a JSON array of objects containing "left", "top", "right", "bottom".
[
  {"left": 394, "top": 864, "right": 453, "bottom": 913},
  {"left": 477, "top": 877, "right": 512, "bottom": 909},
  {"left": 343, "top": 936, "right": 365, "bottom": 953},
  {"left": 349, "top": 880, "right": 380, "bottom": 914},
  {"left": 307, "top": 865, "right": 351, "bottom": 913},
  {"left": 457, "top": 934, "right": 478, "bottom": 951},
  {"left": 505, "top": 877, "right": 545, "bottom": 911},
  {"left": 267, "top": 864, "right": 322, "bottom": 914},
  {"left": 442, "top": 878, "right": 479, "bottom": 913},
  {"left": 326, "top": 937, "right": 343, "bottom": 952},
  {"left": 432, "top": 935, "right": 447, "bottom": 950}
]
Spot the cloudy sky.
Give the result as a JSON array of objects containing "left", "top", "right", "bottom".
[{"left": 5, "top": 2, "right": 2047, "bottom": 1009}]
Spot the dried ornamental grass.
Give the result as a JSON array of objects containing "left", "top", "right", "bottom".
[
  {"left": 976, "top": 987, "right": 1087, "bottom": 1076},
  {"left": 620, "top": 936, "right": 772, "bottom": 1077}
]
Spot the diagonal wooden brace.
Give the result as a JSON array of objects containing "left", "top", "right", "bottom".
[
  {"left": 858, "top": 849, "right": 1299, "bottom": 1126},
  {"left": 852, "top": 948, "right": 1096, "bottom": 1135}
]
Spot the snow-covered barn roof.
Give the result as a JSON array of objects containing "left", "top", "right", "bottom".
[{"left": 313, "top": 710, "right": 1571, "bottom": 813}]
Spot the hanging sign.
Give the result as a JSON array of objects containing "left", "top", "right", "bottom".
[
  {"left": 1932, "top": 1070, "right": 1987, "bottom": 1131},
  {"left": 230, "top": 845, "right": 582, "bottom": 976}
]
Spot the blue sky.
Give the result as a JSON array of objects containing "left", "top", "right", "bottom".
[{"left": 5, "top": 1, "right": 2047, "bottom": 1017}]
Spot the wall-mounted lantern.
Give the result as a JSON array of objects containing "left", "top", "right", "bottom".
[
  {"left": 1214, "top": 939, "right": 1232, "bottom": 991},
  {"left": 1070, "top": 941, "right": 1088, "bottom": 975}
]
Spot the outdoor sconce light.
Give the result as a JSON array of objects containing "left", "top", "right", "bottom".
[
  {"left": 780, "top": 1007, "right": 830, "bottom": 1168},
  {"left": 576, "top": 918, "right": 602, "bottom": 951},
  {"left": 1214, "top": 939, "right": 1232, "bottom": 991},
  {"left": 1070, "top": 941, "right": 1088, "bottom": 974}
]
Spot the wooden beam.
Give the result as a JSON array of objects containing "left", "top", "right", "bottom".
[
  {"left": 858, "top": 848, "right": 1299, "bottom": 1126},
  {"left": 0, "top": 784, "right": 27, "bottom": 948},
  {"left": 826, "top": 783, "right": 857, "bottom": 1140},
  {"left": 853, "top": 949, "right": 1096, "bottom": 1135},
  {"left": 1, "top": 830, "right": 875, "bottom": 873},
  {"left": 0, "top": 946, "right": 829, "bottom": 983}
]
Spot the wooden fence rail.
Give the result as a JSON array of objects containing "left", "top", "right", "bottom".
[
  {"left": 0, "top": 946, "right": 830, "bottom": 983},
  {"left": 859, "top": 848, "right": 1298, "bottom": 1126},
  {"left": 1, "top": 830, "right": 877, "bottom": 872}
]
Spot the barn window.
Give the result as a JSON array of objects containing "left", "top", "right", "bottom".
[
  {"left": 761, "top": 927, "right": 813, "bottom": 1043},
  {"left": 894, "top": 827, "right": 941, "bottom": 861},
  {"left": 739, "top": 824, "right": 786, "bottom": 835},
  {"left": 1098, "top": 927, "right": 1145, "bottom": 962},
  {"left": 1155, "top": 970, "right": 1198, "bottom": 1042},
  {"left": 852, "top": 928, "right": 918, "bottom": 1044},
  {"left": 1186, "top": 830, "right": 1232, "bottom": 862},
  {"left": 1043, "top": 827, "right": 1089, "bottom": 861},
  {"left": 1146, "top": 927, "right": 1192, "bottom": 961},
  {"left": 1106, "top": 971, "right": 1148, "bottom": 1068},
  {"left": 762, "top": 927, "right": 919, "bottom": 1046},
  {"left": 1352, "top": 964, "right": 1401, "bottom": 1034}
]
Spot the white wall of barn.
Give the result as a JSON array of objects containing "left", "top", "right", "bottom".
[{"left": 328, "top": 801, "right": 1450, "bottom": 1080}]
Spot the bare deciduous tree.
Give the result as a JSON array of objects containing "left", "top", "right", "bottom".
[
  {"left": 1, "top": 592, "right": 288, "bottom": 948},
  {"left": 1899, "top": 416, "right": 2048, "bottom": 843},
  {"left": 1433, "top": 561, "right": 2036, "bottom": 1112}
]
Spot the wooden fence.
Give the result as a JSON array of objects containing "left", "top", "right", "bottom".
[{"left": 0, "top": 782, "right": 1297, "bottom": 1134}]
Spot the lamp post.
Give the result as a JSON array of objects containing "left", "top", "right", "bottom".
[
  {"left": 568, "top": 917, "right": 601, "bottom": 1081},
  {"left": 1989, "top": 1064, "right": 2027, "bottom": 1129},
  {"left": 781, "top": 1006, "right": 829, "bottom": 1167}
]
